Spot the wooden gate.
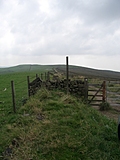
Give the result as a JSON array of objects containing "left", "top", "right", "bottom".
[{"left": 88, "top": 81, "right": 106, "bottom": 106}]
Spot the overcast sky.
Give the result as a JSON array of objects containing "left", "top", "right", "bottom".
[{"left": 0, "top": 0, "right": 120, "bottom": 71}]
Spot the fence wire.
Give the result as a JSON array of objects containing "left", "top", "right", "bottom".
[{"left": 0, "top": 73, "right": 42, "bottom": 114}]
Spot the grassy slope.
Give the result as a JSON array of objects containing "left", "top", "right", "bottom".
[
  {"left": 0, "top": 64, "right": 63, "bottom": 74},
  {"left": 0, "top": 89, "right": 120, "bottom": 160}
]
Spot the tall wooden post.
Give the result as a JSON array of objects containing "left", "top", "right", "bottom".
[
  {"left": 102, "top": 81, "right": 106, "bottom": 102},
  {"left": 11, "top": 80, "right": 16, "bottom": 113},
  {"left": 27, "top": 76, "right": 30, "bottom": 97},
  {"left": 66, "top": 56, "right": 69, "bottom": 94}
]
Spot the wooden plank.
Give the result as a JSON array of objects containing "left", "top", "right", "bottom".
[
  {"left": 88, "top": 84, "right": 102, "bottom": 86},
  {"left": 89, "top": 100, "right": 102, "bottom": 102},
  {"left": 88, "top": 89, "right": 103, "bottom": 92},
  {"left": 90, "top": 104, "right": 100, "bottom": 106},
  {"left": 88, "top": 95, "right": 102, "bottom": 97}
]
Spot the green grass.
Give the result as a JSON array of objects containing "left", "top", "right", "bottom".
[
  {"left": 0, "top": 70, "right": 47, "bottom": 111},
  {"left": 0, "top": 64, "right": 63, "bottom": 74},
  {"left": 0, "top": 88, "right": 120, "bottom": 160},
  {"left": 0, "top": 70, "right": 47, "bottom": 159},
  {"left": 0, "top": 67, "right": 120, "bottom": 159}
]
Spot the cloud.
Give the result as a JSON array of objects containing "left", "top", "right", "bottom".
[{"left": 0, "top": 0, "right": 120, "bottom": 71}]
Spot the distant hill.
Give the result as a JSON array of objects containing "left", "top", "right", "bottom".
[
  {"left": 56, "top": 65, "right": 120, "bottom": 80},
  {"left": 0, "top": 64, "right": 57, "bottom": 74},
  {"left": 0, "top": 64, "right": 120, "bottom": 80}
]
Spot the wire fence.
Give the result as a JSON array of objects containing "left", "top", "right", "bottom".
[
  {"left": 0, "top": 70, "right": 120, "bottom": 115},
  {"left": 0, "top": 73, "right": 47, "bottom": 114}
]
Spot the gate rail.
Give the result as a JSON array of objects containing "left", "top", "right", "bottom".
[{"left": 88, "top": 81, "right": 106, "bottom": 106}]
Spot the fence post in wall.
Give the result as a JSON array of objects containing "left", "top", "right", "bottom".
[
  {"left": 45, "top": 72, "right": 47, "bottom": 81},
  {"left": 47, "top": 72, "right": 50, "bottom": 81},
  {"left": 102, "top": 81, "right": 106, "bottom": 102},
  {"left": 27, "top": 76, "right": 30, "bottom": 97},
  {"left": 11, "top": 80, "right": 16, "bottom": 113},
  {"left": 84, "top": 78, "right": 88, "bottom": 102},
  {"left": 66, "top": 56, "right": 69, "bottom": 95},
  {"left": 36, "top": 74, "right": 38, "bottom": 78},
  {"left": 41, "top": 73, "right": 43, "bottom": 80}
]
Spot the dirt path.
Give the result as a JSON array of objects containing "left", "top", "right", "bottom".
[{"left": 92, "top": 105, "right": 120, "bottom": 122}]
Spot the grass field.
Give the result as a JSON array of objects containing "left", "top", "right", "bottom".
[
  {"left": 0, "top": 68, "right": 49, "bottom": 159},
  {"left": 0, "top": 64, "right": 62, "bottom": 75},
  {"left": 0, "top": 88, "right": 120, "bottom": 159},
  {"left": 0, "top": 65, "right": 120, "bottom": 159},
  {"left": 0, "top": 72, "right": 37, "bottom": 112}
]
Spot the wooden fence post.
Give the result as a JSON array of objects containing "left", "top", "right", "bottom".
[
  {"left": 66, "top": 56, "right": 69, "bottom": 94},
  {"left": 102, "top": 81, "right": 106, "bottom": 102},
  {"left": 45, "top": 72, "right": 47, "bottom": 81},
  {"left": 41, "top": 73, "right": 43, "bottom": 80},
  {"left": 27, "top": 76, "right": 30, "bottom": 97},
  {"left": 84, "top": 78, "right": 88, "bottom": 101},
  {"left": 47, "top": 72, "right": 50, "bottom": 81},
  {"left": 36, "top": 74, "right": 38, "bottom": 78},
  {"left": 11, "top": 80, "right": 16, "bottom": 113}
]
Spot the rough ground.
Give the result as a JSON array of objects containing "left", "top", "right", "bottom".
[{"left": 92, "top": 105, "right": 120, "bottom": 122}]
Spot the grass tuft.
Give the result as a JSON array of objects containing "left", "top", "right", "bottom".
[{"left": 99, "top": 102, "right": 111, "bottom": 111}]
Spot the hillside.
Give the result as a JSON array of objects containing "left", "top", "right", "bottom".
[
  {"left": 0, "top": 64, "right": 53, "bottom": 74},
  {"left": 56, "top": 65, "right": 120, "bottom": 80},
  {"left": 0, "top": 64, "right": 65, "bottom": 74},
  {"left": 1, "top": 89, "right": 120, "bottom": 159},
  {"left": 0, "top": 64, "right": 120, "bottom": 80}
]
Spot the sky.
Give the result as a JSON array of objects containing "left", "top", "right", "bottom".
[{"left": 0, "top": 0, "right": 120, "bottom": 72}]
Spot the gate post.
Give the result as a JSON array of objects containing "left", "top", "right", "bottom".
[
  {"left": 102, "top": 81, "right": 106, "bottom": 102},
  {"left": 84, "top": 78, "right": 88, "bottom": 102}
]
